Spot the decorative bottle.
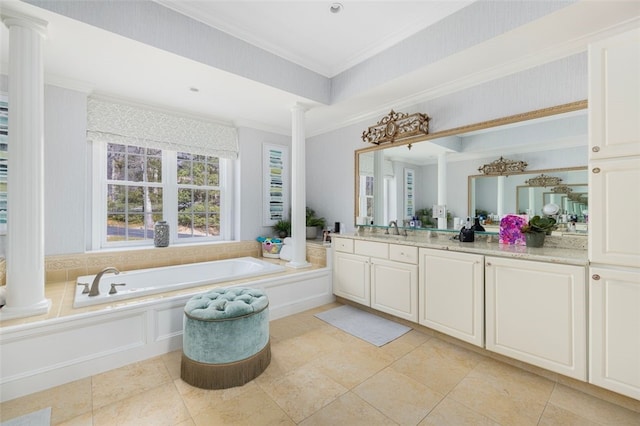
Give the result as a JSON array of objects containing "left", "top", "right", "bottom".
[
  {"left": 471, "top": 217, "right": 485, "bottom": 232},
  {"left": 154, "top": 220, "right": 170, "bottom": 247}
]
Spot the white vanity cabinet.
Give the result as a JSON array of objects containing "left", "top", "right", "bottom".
[
  {"left": 371, "top": 246, "right": 418, "bottom": 322},
  {"left": 333, "top": 238, "right": 370, "bottom": 306},
  {"left": 418, "top": 248, "right": 484, "bottom": 347},
  {"left": 589, "top": 266, "right": 640, "bottom": 400},
  {"left": 332, "top": 237, "right": 418, "bottom": 321},
  {"left": 485, "top": 256, "right": 587, "bottom": 380}
]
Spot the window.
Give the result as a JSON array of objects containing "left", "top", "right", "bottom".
[
  {"left": 97, "top": 142, "right": 227, "bottom": 247},
  {"left": 177, "top": 152, "right": 221, "bottom": 239}
]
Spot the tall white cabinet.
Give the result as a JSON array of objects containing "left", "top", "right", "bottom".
[{"left": 588, "top": 26, "right": 640, "bottom": 400}]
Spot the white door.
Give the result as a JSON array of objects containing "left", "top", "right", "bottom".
[
  {"left": 333, "top": 252, "right": 370, "bottom": 306},
  {"left": 589, "top": 156, "right": 640, "bottom": 267},
  {"left": 589, "top": 27, "right": 640, "bottom": 159},
  {"left": 419, "top": 249, "right": 484, "bottom": 347},
  {"left": 485, "top": 256, "right": 587, "bottom": 380},
  {"left": 370, "top": 258, "right": 418, "bottom": 322},
  {"left": 589, "top": 266, "right": 640, "bottom": 400}
]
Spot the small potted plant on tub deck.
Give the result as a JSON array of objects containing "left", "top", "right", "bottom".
[
  {"left": 273, "top": 219, "right": 291, "bottom": 238},
  {"left": 520, "top": 215, "right": 557, "bottom": 247},
  {"left": 306, "top": 207, "right": 326, "bottom": 240}
]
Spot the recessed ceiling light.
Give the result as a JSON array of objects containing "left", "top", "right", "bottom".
[
  {"left": 189, "top": 87, "right": 199, "bottom": 92},
  {"left": 330, "top": 3, "right": 343, "bottom": 14}
]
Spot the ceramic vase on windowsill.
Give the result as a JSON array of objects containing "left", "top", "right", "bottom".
[{"left": 154, "top": 220, "right": 169, "bottom": 247}]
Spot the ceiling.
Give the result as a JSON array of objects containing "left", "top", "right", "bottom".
[{"left": 1, "top": 1, "right": 639, "bottom": 137}]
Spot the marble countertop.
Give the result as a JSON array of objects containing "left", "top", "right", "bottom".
[{"left": 334, "top": 233, "right": 588, "bottom": 266}]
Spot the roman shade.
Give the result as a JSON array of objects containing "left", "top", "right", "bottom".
[{"left": 86, "top": 97, "right": 239, "bottom": 159}]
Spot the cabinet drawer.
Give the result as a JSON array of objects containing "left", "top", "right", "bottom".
[
  {"left": 333, "top": 237, "right": 354, "bottom": 253},
  {"left": 354, "top": 240, "right": 388, "bottom": 259},
  {"left": 389, "top": 244, "right": 418, "bottom": 264}
]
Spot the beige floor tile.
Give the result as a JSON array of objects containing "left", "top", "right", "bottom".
[
  {"left": 91, "top": 356, "right": 172, "bottom": 409},
  {"left": 379, "top": 329, "right": 432, "bottom": 359},
  {"left": 391, "top": 336, "right": 484, "bottom": 394},
  {"left": 258, "top": 365, "right": 348, "bottom": 423},
  {"left": 419, "top": 398, "right": 500, "bottom": 426},
  {"left": 55, "top": 411, "right": 94, "bottom": 426},
  {"left": 299, "top": 391, "right": 397, "bottom": 426},
  {"left": 354, "top": 367, "right": 444, "bottom": 425},
  {"left": 93, "top": 382, "right": 190, "bottom": 426},
  {"left": 308, "top": 343, "right": 396, "bottom": 389},
  {"left": 191, "top": 384, "right": 293, "bottom": 426},
  {"left": 448, "top": 358, "right": 554, "bottom": 426},
  {"left": 174, "top": 378, "right": 260, "bottom": 419},
  {"left": 548, "top": 384, "right": 640, "bottom": 426},
  {"left": 0, "top": 378, "right": 92, "bottom": 425},
  {"left": 538, "top": 403, "right": 600, "bottom": 426},
  {"left": 161, "top": 349, "right": 183, "bottom": 380},
  {"left": 267, "top": 328, "right": 344, "bottom": 372}
]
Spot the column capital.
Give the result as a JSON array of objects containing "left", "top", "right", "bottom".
[
  {"left": 290, "top": 103, "right": 309, "bottom": 113},
  {"left": 1, "top": 9, "right": 48, "bottom": 37}
]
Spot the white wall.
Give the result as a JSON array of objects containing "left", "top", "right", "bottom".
[{"left": 237, "top": 127, "right": 291, "bottom": 241}]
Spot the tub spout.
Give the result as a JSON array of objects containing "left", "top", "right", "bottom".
[{"left": 89, "top": 267, "right": 120, "bottom": 297}]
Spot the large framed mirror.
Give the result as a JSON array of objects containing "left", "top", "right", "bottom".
[{"left": 354, "top": 100, "right": 588, "bottom": 233}]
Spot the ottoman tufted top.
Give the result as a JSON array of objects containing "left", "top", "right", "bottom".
[{"left": 184, "top": 287, "right": 269, "bottom": 320}]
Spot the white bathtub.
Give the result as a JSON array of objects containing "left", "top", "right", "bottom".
[{"left": 74, "top": 257, "right": 286, "bottom": 308}]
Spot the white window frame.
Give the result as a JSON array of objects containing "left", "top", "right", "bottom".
[{"left": 91, "top": 142, "right": 233, "bottom": 249}]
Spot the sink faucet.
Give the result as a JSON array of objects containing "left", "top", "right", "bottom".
[
  {"left": 388, "top": 220, "right": 400, "bottom": 235},
  {"left": 89, "top": 267, "right": 120, "bottom": 297}
]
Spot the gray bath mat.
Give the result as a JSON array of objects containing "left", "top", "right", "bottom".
[
  {"left": 1, "top": 407, "right": 51, "bottom": 426},
  {"left": 315, "top": 305, "right": 411, "bottom": 346}
]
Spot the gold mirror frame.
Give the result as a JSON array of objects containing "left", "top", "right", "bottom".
[{"left": 354, "top": 100, "right": 588, "bottom": 226}]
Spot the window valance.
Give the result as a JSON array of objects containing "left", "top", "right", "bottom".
[{"left": 86, "top": 97, "right": 238, "bottom": 159}]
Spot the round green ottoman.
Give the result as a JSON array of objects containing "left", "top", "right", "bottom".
[{"left": 180, "top": 287, "right": 270, "bottom": 389}]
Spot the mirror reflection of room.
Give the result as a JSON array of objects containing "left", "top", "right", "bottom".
[{"left": 355, "top": 105, "right": 588, "bottom": 234}]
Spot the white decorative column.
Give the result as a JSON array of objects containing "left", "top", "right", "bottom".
[
  {"left": 497, "top": 176, "right": 505, "bottom": 217},
  {"left": 372, "top": 150, "right": 385, "bottom": 225},
  {"left": 0, "top": 10, "right": 51, "bottom": 319},
  {"left": 287, "top": 104, "right": 311, "bottom": 269},
  {"left": 437, "top": 152, "right": 447, "bottom": 229}
]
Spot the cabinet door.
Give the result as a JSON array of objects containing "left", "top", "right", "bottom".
[
  {"left": 370, "top": 258, "right": 418, "bottom": 322},
  {"left": 333, "top": 252, "right": 370, "bottom": 306},
  {"left": 418, "top": 248, "right": 484, "bottom": 347},
  {"left": 485, "top": 257, "right": 587, "bottom": 380},
  {"left": 589, "top": 27, "right": 640, "bottom": 159},
  {"left": 589, "top": 157, "right": 640, "bottom": 267},
  {"left": 589, "top": 266, "right": 640, "bottom": 400}
]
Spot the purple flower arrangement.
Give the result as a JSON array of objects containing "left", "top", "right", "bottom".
[{"left": 499, "top": 214, "right": 528, "bottom": 245}]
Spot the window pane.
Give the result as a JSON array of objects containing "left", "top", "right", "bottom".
[
  {"left": 178, "top": 188, "right": 192, "bottom": 212},
  {"left": 207, "top": 158, "right": 219, "bottom": 186},
  {"left": 126, "top": 214, "right": 145, "bottom": 240},
  {"left": 193, "top": 189, "right": 206, "bottom": 212},
  {"left": 193, "top": 213, "right": 207, "bottom": 237},
  {"left": 147, "top": 157, "right": 162, "bottom": 183},
  {"left": 107, "top": 152, "right": 126, "bottom": 181},
  {"left": 177, "top": 158, "right": 192, "bottom": 184},
  {"left": 107, "top": 184, "right": 126, "bottom": 212},
  {"left": 127, "top": 154, "right": 144, "bottom": 182},
  {"left": 207, "top": 213, "right": 220, "bottom": 236},
  {"left": 127, "top": 145, "right": 144, "bottom": 154},
  {"left": 193, "top": 161, "right": 205, "bottom": 186},
  {"left": 128, "top": 186, "right": 144, "bottom": 212},
  {"left": 149, "top": 187, "right": 163, "bottom": 212},
  {"left": 107, "top": 214, "right": 126, "bottom": 242}
]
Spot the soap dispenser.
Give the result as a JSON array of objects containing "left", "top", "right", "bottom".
[{"left": 459, "top": 217, "right": 475, "bottom": 242}]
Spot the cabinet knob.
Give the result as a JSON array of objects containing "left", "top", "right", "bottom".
[
  {"left": 486, "top": 262, "right": 492, "bottom": 266},
  {"left": 592, "top": 146, "right": 600, "bottom": 152},
  {"left": 592, "top": 167, "right": 601, "bottom": 174},
  {"left": 592, "top": 274, "right": 601, "bottom": 280}
]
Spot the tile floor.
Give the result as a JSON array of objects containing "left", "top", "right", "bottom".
[{"left": 1, "top": 302, "right": 639, "bottom": 425}]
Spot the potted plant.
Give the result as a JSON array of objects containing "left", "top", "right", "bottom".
[
  {"left": 306, "top": 207, "right": 326, "bottom": 239},
  {"left": 520, "top": 215, "right": 557, "bottom": 247},
  {"left": 272, "top": 219, "right": 291, "bottom": 238}
]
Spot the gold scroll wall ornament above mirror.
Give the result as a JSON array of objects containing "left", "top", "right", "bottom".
[
  {"left": 354, "top": 100, "right": 588, "bottom": 233},
  {"left": 361, "top": 110, "right": 430, "bottom": 146},
  {"left": 477, "top": 156, "right": 528, "bottom": 176}
]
